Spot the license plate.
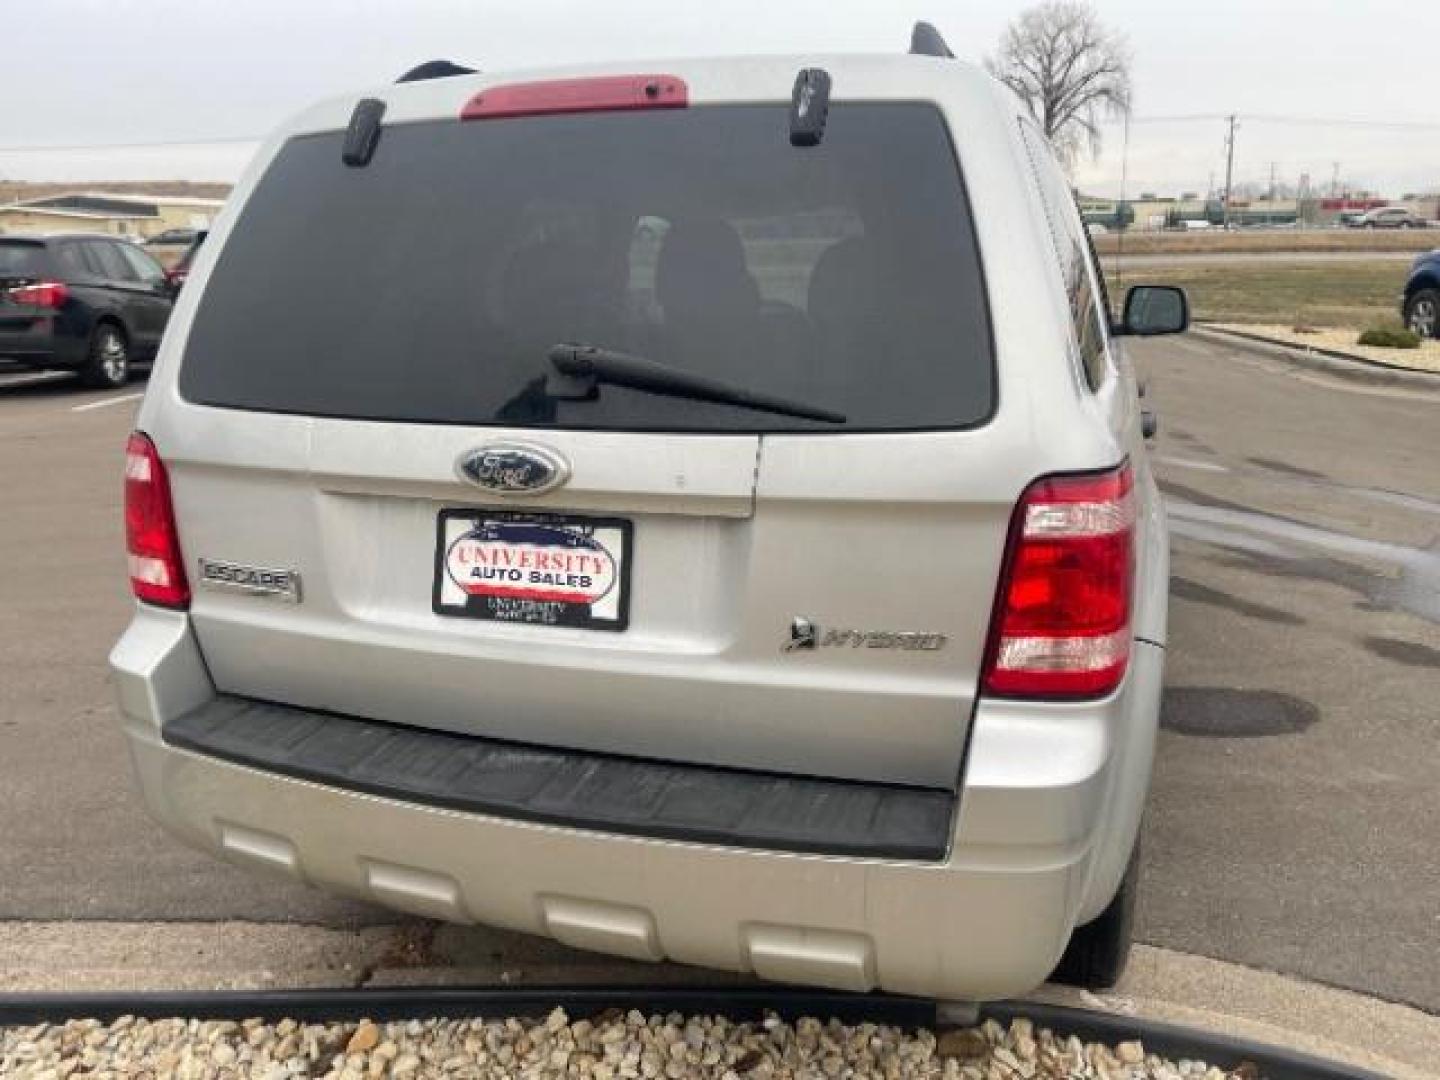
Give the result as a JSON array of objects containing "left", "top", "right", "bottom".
[{"left": 432, "top": 510, "right": 632, "bottom": 631}]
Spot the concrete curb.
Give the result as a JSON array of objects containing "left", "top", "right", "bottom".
[
  {"left": 1191, "top": 325, "right": 1440, "bottom": 390},
  {"left": 0, "top": 925, "right": 1435, "bottom": 1077}
]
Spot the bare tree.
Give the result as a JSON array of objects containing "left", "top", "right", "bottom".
[{"left": 986, "top": 1, "right": 1132, "bottom": 165}]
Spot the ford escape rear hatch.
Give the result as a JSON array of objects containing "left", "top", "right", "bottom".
[{"left": 171, "top": 96, "right": 997, "bottom": 788}]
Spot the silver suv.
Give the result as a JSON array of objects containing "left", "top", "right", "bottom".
[{"left": 112, "top": 36, "right": 1184, "bottom": 1001}]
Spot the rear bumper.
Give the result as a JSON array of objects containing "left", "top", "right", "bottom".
[
  {"left": 0, "top": 322, "right": 83, "bottom": 367},
  {"left": 111, "top": 606, "right": 1163, "bottom": 1001}
]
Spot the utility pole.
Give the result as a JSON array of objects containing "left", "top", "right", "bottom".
[
  {"left": 1331, "top": 162, "right": 1341, "bottom": 197},
  {"left": 1268, "top": 162, "right": 1277, "bottom": 202},
  {"left": 1222, "top": 114, "right": 1238, "bottom": 230}
]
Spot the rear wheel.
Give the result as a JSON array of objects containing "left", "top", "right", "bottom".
[
  {"left": 81, "top": 323, "right": 129, "bottom": 389},
  {"left": 1405, "top": 289, "right": 1439, "bottom": 339},
  {"left": 1050, "top": 840, "right": 1141, "bottom": 989}
]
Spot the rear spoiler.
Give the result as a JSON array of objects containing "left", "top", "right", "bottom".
[{"left": 396, "top": 59, "right": 476, "bottom": 83}]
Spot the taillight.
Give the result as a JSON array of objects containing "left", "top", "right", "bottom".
[
  {"left": 6, "top": 281, "right": 69, "bottom": 309},
  {"left": 460, "top": 75, "right": 688, "bottom": 121},
  {"left": 982, "top": 464, "right": 1135, "bottom": 699},
  {"left": 124, "top": 431, "right": 190, "bottom": 609}
]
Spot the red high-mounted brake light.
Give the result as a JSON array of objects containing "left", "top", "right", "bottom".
[
  {"left": 982, "top": 464, "right": 1135, "bottom": 699},
  {"left": 124, "top": 431, "right": 190, "bottom": 609},
  {"left": 460, "top": 75, "right": 688, "bottom": 121},
  {"left": 5, "top": 281, "right": 69, "bottom": 309}
]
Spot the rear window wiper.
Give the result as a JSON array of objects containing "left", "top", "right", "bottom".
[{"left": 546, "top": 343, "right": 846, "bottom": 425}]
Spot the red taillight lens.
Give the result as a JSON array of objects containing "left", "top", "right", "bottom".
[
  {"left": 982, "top": 465, "right": 1135, "bottom": 698},
  {"left": 460, "top": 75, "right": 688, "bottom": 121},
  {"left": 124, "top": 431, "right": 190, "bottom": 609},
  {"left": 6, "top": 281, "right": 69, "bottom": 309}
]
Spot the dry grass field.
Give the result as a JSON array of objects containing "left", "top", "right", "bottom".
[
  {"left": 1106, "top": 258, "right": 1410, "bottom": 329},
  {"left": 0, "top": 180, "right": 233, "bottom": 204},
  {"left": 1092, "top": 229, "right": 1437, "bottom": 257}
]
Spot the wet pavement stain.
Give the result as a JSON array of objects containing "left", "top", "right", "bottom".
[
  {"left": 1245, "top": 456, "right": 1331, "bottom": 481},
  {"left": 1162, "top": 687, "right": 1320, "bottom": 738},
  {"left": 1170, "top": 575, "right": 1305, "bottom": 626},
  {"left": 1167, "top": 429, "right": 1209, "bottom": 450},
  {"left": 1362, "top": 636, "right": 1440, "bottom": 669},
  {"left": 1160, "top": 480, "right": 1263, "bottom": 517},
  {"left": 1159, "top": 457, "right": 1440, "bottom": 520},
  {"left": 1352, "top": 487, "right": 1440, "bottom": 518},
  {"left": 1166, "top": 500, "right": 1440, "bottom": 625}
]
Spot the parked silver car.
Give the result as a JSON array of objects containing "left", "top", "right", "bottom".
[
  {"left": 1350, "top": 206, "right": 1428, "bottom": 229},
  {"left": 111, "top": 35, "right": 1184, "bottom": 1001}
]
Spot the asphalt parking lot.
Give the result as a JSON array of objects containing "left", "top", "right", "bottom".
[{"left": 1, "top": 337, "right": 1437, "bottom": 1012}]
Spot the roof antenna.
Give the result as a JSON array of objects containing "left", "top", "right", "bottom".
[
  {"left": 341, "top": 98, "right": 386, "bottom": 167},
  {"left": 789, "top": 68, "right": 832, "bottom": 147},
  {"left": 910, "top": 21, "right": 955, "bottom": 59}
]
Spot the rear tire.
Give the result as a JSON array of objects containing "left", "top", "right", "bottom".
[
  {"left": 81, "top": 323, "right": 130, "bottom": 389},
  {"left": 1405, "top": 289, "right": 1439, "bottom": 340},
  {"left": 1049, "top": 840, "right": 1141, "bottom": 990}
]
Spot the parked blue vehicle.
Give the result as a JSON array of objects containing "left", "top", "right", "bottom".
[{"left": 1403, "top": 249, "right": 1440, "bottom": 339}]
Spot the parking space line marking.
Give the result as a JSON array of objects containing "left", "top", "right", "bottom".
[{"left": 71, "top": 392, "right": 144, "bottom": 413}]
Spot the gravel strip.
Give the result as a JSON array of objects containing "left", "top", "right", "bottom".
[
  {"left": 1211, "top": 323, "right": 1440, "bottom": 374},
  {"left": 0, "top": 1008, "right": 1258, "bottom": 1079}
]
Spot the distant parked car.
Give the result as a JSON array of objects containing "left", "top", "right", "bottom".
[
  {"left": 1350, "top": 207, "right": 1427, "bottom": 229},
  {"left": 0, "top": 233, "right": 174, "bottom": 387},
  {"left": 1402, "top": 249, "right": 1440, "bottom": 339},
  {"left": 163, "top": 229, "right": 208, "bottom": 292},
  {"left": 146, "top": 228, "right": 201, "bottom": 247}
]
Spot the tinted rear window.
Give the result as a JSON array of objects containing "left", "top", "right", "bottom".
[
  {"left": 182, "top": 103, "right": 993, "bottom": 432},
  {"left": 0, "top": 243, "right": 48, "bottom": 280}
]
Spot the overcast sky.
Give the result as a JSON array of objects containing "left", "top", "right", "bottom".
[{"left": 4, "top": 0, "right": 1438, "bottom": 198}]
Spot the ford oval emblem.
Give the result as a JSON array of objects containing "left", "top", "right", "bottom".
[{"left": 456, "top": 442, "right": 570, "bottom": 496}]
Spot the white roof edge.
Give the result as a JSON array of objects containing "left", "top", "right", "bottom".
[{"left": 280, "top": 52, "right": 990, "bottom": 138}]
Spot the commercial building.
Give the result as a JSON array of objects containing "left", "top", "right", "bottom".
[{"left": 0, "top": 191, "right": 223, "bottom": 240}]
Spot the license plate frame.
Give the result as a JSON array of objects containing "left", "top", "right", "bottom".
[{"left": 432, "top": 509, "right": 632, "bottom": 632}]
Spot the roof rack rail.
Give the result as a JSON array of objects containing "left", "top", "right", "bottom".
[
  {"left": 396, "top": 60, "right": 477, "bottom": 84},
  {"left": 909, "top": 22, "right": 955, "bottom": 59}
]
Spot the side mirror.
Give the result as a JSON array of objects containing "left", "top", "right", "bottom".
[{"left": 1119, "top": 285, "right": 1190, "bottom": 336}]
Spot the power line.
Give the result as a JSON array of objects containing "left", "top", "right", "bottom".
[
  {"left": 0, "top": 135, "right": 262, "bottom": 153},
  {"left": 1244, "top": 113, "right": 1440, "bottom": 131},
  {"left": 1130, "top": 111, "right": 1440, "bottom": 131},
  {"left": 1129, "top": 114, "right": 1231, "bottom": 124}
]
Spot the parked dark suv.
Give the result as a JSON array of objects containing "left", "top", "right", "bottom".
[
  {"left": 1403, "top": 249, "right": 1440, "bottom": 339},
  {"left": 0, "top": 233, "right": 174, "bottom": 387}
]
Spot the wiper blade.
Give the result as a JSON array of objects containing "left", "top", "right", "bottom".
[{"left": 546, "top": 343, "right": 846, "bottom": 425}]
